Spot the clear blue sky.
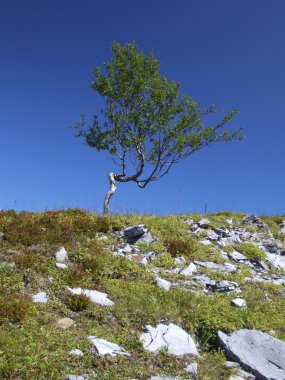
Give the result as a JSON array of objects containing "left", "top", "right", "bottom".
[{"left": 1, "top": 0, "right": 284, "bottom": 215}]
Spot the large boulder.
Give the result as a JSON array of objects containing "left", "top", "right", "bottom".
[{"left": 218, "top": 329, "right": 285, "bottom": 380}]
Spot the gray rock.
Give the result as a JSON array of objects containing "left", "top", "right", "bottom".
[
  {"left": 180, "top": 262, "right": 197, "bottom": 276},
  {"left": 231, "top": 297, "right": 247, "bottom": 308},
  {"left": 213, "top": 280, "right": 239, "bottom": 293},
  {"left": 198, "top": 218, "right": 211, "bottom": 228},
  {"left": 241, "top": 215, "right": 269, "bottom": 231},
  {"left": 194, "top": 260, "right": 237, "bottom": 273},
  {"left": 122, "top": 224, "right": 147, "bottom": 238},
  {"left": 66, "top": 375, "right": 87, "bottom": 380},
  {"left": 32, "top": 291, "right": 48, "bottom": 303},
  {"left": 218, "top": 329, "right": 285, "bottom": 380},
  {"left": 156, "top": 277, "right": 171, "bottom": 291},
  {"left": 135, "top": 232, "right": 154, "bottom": 244},
  {"left": 184, "top": 362, "right": 198, "bottom": 375},
  {"left": 229, "top": 368, "right": 256, "bottom": 380},
  {"left": 149, "top": 377, "right": 183, "bottom": 380},
  {"left": 228, "top": 251, "right": 247, "bottom": 263}
]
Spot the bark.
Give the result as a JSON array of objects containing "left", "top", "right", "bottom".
[{"left": 103, "top": 172, "right": 117, "bottom": 215}]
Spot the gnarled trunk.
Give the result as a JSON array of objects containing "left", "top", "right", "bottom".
[{"left": 103, "top": 172, "right": 117, "bottom": 214}]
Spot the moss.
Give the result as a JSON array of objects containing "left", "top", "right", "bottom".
[
  {"left": 0, "top": 294, "right": 32, "bottom": 324},
  {"left": 66, "top": 294, "right": 90, "bottom": 311}
]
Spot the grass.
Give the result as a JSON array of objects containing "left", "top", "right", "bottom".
[{"left": 0, "top": 209, "right": 285, "bottom": 379}]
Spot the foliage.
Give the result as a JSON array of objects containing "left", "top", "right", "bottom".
[
  {"left": 72, "top": 42, "right": 243, "bottom": 212},
  {"left": 0, "top": 294, "right": 32, "bottom": 324},
  {"left": 236, "top": 242, "right": 266, "bottom": 261},
  {"left": 66, "top": 294, "right": 90, "bottom": 311}
]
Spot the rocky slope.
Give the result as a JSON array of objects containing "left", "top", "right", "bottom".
[{"left": 0, "top": 210, "right": 285, "bottom": 379}]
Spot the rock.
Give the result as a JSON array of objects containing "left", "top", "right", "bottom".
[
  {"left": 184, "top": 362, "right": 198, "bottom": 375},
  {"left": 32, "top": 291, "right": 48, "bottom": 303},
  {"left": 212, "top": 280, "right": 239, "bottom": 293},
  {"left": 123, "top": 243, "right": 133, "bottom": 253},
  {"left": 198, "top": 218, "right": 211, "bottom": 228},
  {"left": 229, "top": 368, "right": 256, "bottom": 380},
  {"left": 56, "top": 317, "right": 75, "bottom": 330},
  {"left": 136, "top": 232, "right": 154, "bottom": 244},
  {"left": 194, "top": 261, "right": 236, "bottom": 273},
  {"left": 218, "top": 329, "right": 285, "bottom": 380},
  {"left": 228, "top": 251, "right": 247, "bottom": 263},
  {"left": 129, "top": 254, "right": 148, "bottom": 265},
  {"left": 261, "top": 238, "right": 282, "bottom": 254},
  {"left": 180, "top": 262, "right": 197, "bottom": 276},
  {"left": 55, "top": 247, "right": 68, "bottom": 262},
  {"left": 56, "top": 263, "right": 68, "bottom": 269},
  {"left": 70, "top": 348, "right": 84, "bottom": 356},
  {"left": 66, "top": 375, "right": 87, "bottom": 380},
  {"left": 67, "top": 287, "right": 114, "bottom": 306},
  {"left": 185, "top": 218, "right": 194, "bottom": 226},
  {"left": 265, "top": 252, "right": 285, "bottom": 270},
  {"left": 156, "top": 277, "right": 171, "bottom": 291},
  {"left": 231, "top": 297, "right": 247, "bottom": 308},
  {"left": 149, "top": 377, "right": 183, "bottom": 380},
  {"left": 174, "top": 257, "right": 186, "bottom": 267},
  {"left": 207, "top": 229, "right": 219, "bottom": 240},
  {"left": 88, "top": 336, "right": 130, "bottom": 357},
  {"left": 241, "top": 215, "right": 269, "bottom": 231},
  {"left": 140, "top": 323, "right": 199, "bottom": 356},
  {"left": 200, "top": 239, "right": 212, "bottom": 245}
]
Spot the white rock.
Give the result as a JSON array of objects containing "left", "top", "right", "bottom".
[
  {"left": 67, "top": 287, "right": 114, "bottom": 306},
  {"left": 184, "top": 362, "right": 198, "bottom": 374},
  {"left": 141, "top": 323, "right": 199, "bottom": 357},
  {"left": 198, "top": 218, "right": 211, "bottom": 228},
  {"left": 32, "top": 291, "right": 48, "bottom": 303},
  {"left": 265, "top": 252, "right": 285, "bottom": 270},
  {"left": 88, "top": 336, "right": 130, "bottom": 357},
  {"left": 55, "top": 247, "right": 68, "bottom": 262},
  {"left": 149, "top": 377, "right": 183, "bottom": 380},
  {"left": 231, "top": 297, "right": 247, "bottom": 308},
  {"left": 174, "top": 257, "right": 185, "bottom": 267},
  {"left": 66, "top": 375, "right": 87, "bottom": 380},
  {"left": 70, "top": 348, "right": 84, "bottom": 356},
  {"left": 156, "top": 277, "right": 171, "bottom": 291},
  {"left": 56, "top": 263, "right": 67, "bottom": 269},
  {"left": 180, "top": 262, "right": 197, "bottom": 276},
  {"left": 200, "top": 239, "right": 212, "bottom": 245},
  {"left": 123, "top": 243, "right": 132, "bottom": 253}
]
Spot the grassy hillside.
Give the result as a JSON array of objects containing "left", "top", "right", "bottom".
[{"left": 0, "top": 209, "right": 285, "bottom": 379}]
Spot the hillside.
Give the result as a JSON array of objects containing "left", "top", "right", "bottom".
[{"left": 0, "top": 210, "right": 285, "bottom": 380}]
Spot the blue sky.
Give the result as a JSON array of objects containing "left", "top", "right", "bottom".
[{"left": 1, "top": 0, "right": 284, "bottom": 215}]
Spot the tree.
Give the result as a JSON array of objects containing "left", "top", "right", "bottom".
[{"left": 72, "top": 42, "right": 243, "bottom": 214}]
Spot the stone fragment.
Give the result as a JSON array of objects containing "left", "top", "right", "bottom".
[
  {"left": 56, "top": 317, "right": 75, "bottom": 329},
  {"left": 136, "top": 232, "right": 154, "bottom": 244},
  {"left": 56, "top": 263, "right": 68, "bottom": 269},
  {"left": 184, "top": 362, "right": 198, "bottom": 375},
  {"left": 67, "top": 287, "right": 114, "bottom": 306},
  {"left": 149, "top": 377, "right": 183, "bottom": 380},
  {"left": 55, "top": 247, "right": 68, "bottom": 262},
  {"left": 70, "top": 348, "right": 84, "bottom": 356},
  {"left": 218, "top": 329, "right": 285, "bottom": 380},
  {"left": 88, "top": 336, "right": 130, "bottom": 357},
  {"left": 231, "top": 297, "right": 247, "bottom": 308},
  {"left": 228, "top": 251, "right": 247, "bottom": 263},
  {"left": 265, "top": 252, "right": 285, "bottom": 270},
  {"left": 123, "top": 243, "right": 132, "bottom": 253},
  {"left": 140, "top": 323, "right": 199, "bottom": 356},
  {"left": 174, "top": 257, "right": 186, "bottom": 267},
  {"left": 194, "top": 261, "right": 236, "bottom": 272},
  {"left": 180, "top": 262, "right": 197, "bottom": 276},
  {"left": 66, "top": 375, "right": 87, "bottom": 380},
  {"left": 156, "top": 277, "right": 171, "bottom": 291},
  {"left": 32, "top": 291, "right": 48, "bottom": 303}
]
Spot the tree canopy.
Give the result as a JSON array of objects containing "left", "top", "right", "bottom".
[{"left": 72, "top": 42, "right": 243, "bottom": 213}]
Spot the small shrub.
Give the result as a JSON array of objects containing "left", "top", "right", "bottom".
[
  {"left": 164, "top": 237, "right": 198, "bottom": 257},
  {"left": 0, "top": 294, "right": 31, "bottom": 324},
  {"left": 66, "top": 294, "right": 90, "bottom": 311},
  {"left": 236, "top": 242, "right": 266, "bottom": 261},
  {"left": 222, "top": 245, "right": 234, "bottom": 253}
]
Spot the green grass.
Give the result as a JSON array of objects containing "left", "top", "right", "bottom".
[{"left": 0, "top": 209, "right": 285, "bottom": 379}]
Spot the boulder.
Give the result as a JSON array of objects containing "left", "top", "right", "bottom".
[{"left": 218, "top": 329, "right": 285, "bottom": 380}]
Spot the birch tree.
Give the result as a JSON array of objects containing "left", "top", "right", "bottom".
[{"left": 72, "top": 42, "right": 243, "bottom": 214}]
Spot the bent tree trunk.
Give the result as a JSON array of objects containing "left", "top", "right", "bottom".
[{"left": 103, "top": 172, "right": 117, "bottom": 214}]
